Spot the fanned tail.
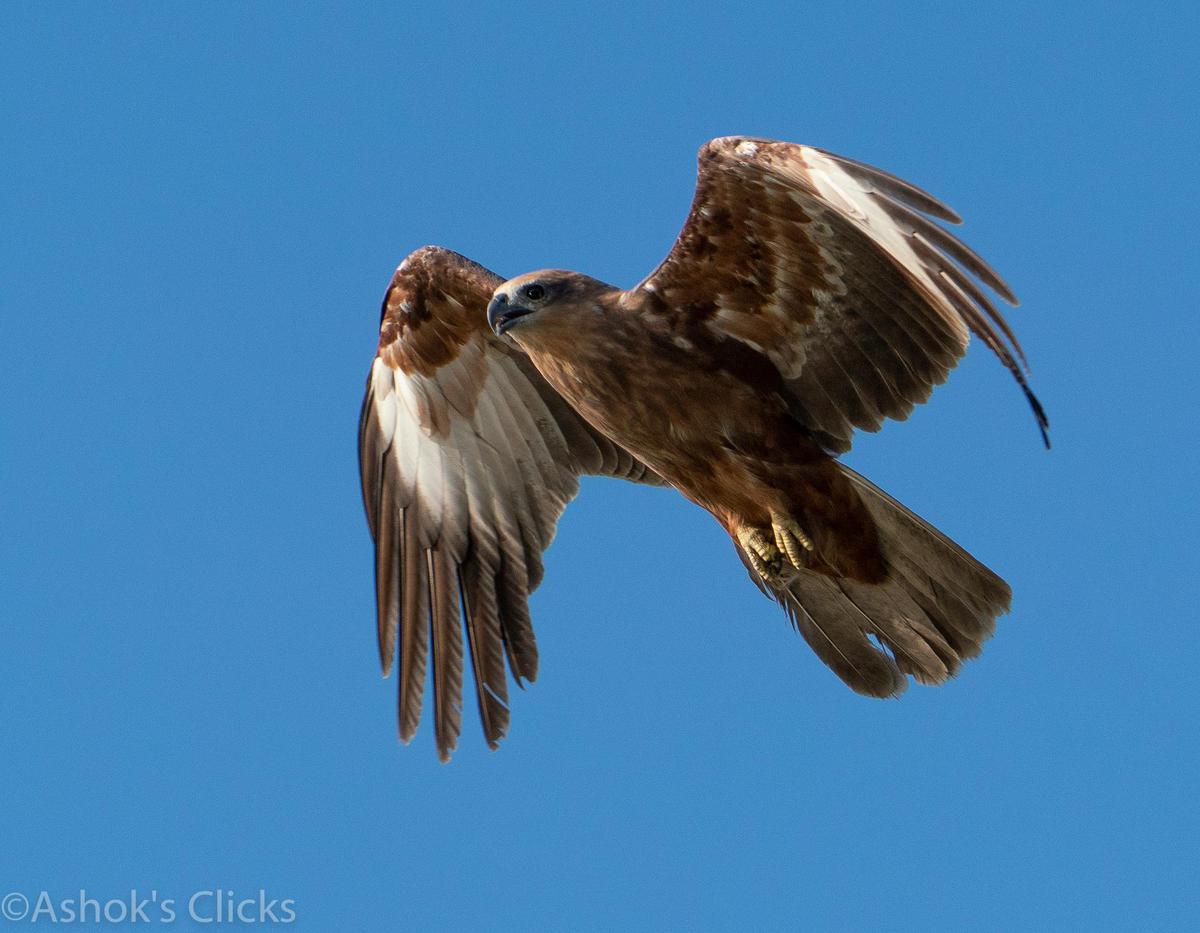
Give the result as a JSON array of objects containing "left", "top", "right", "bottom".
[{"left": 741, "top": 465, "right": 1012, "bottom": 696}]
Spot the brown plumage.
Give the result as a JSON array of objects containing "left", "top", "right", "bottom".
[{"left": 358, "top": 136, "right": 1046, "bottom": 760}]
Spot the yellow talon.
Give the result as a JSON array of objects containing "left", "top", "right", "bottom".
[
  {"left": 770, "top": 510, "right": 814, "bottom": 572},
  {"left": 736, "top": 526, "right": 782, "bottom": 581}
]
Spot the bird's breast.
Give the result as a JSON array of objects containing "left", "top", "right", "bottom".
[{"left": 523, "top": 331, "right": 771, "bottom": 491}]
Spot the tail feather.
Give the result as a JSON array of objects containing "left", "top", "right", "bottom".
[{"left": 742, "top": 465, "right": 1012, "bottom": 696}]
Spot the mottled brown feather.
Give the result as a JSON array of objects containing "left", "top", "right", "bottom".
[
  {"left": 359, "top": 247, "right": 661, "bottom": 760},
  {"left": 631, "top": 137, "right": 1048, "bottom": 451},
  {"left": 360, "top": 138, "right": 1043, "bottom": 752}
]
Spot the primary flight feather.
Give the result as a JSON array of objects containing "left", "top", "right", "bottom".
[{"left": 358, "top": 136, "right": 1046, "bottom": 760}]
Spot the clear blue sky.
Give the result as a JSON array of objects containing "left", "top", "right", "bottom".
[{"left": 2, "top": 3, "right": 1196, "bottom": 930}]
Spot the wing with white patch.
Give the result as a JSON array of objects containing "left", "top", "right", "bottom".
[
  {"left": 359, "top": 246, "right": 659, "bottom": 761},
  {"left": 632, "top": 137, "right": 1047, "bottom": 452}
]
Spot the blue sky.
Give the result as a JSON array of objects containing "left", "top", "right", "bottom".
[{"left": 2, "top": 3, "right": 1196, "bottom": 930}]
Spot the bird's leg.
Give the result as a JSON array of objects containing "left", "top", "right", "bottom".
[
  {"left": 770, "top": 509, "right": 815, "bottom": 572},
  {"left": 736, "top": 526, "right": 784, "bottom": 583}
]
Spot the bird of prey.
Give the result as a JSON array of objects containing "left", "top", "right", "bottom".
[{"left": 359, "top": 136, "right": 1047, "bottom": 761}]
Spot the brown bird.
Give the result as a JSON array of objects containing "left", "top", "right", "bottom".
[{"left": 358, "top": 136, "right": 1047, "bottom": 761}]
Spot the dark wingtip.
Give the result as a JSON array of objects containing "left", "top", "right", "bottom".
[{"left": 1022, "top": 384, "right": 1051, "bottom": 449}]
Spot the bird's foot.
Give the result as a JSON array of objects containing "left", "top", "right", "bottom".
[
  {"left": 736, "top": 526, "right": 786, "bottom": 584},
  {"left": 770, "top": 510, "right": 815, "bottom": 573}
]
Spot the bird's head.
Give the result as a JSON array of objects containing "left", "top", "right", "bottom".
[{"left": 487, "top": 270, "right": 614, "bottom": 343}]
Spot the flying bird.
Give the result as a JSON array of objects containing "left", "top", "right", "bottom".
[{"left": 358, "top": 136, "right": 1047, "bottom": 761}]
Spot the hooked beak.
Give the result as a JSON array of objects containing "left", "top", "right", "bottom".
[{"left": 487, "top": 293, "right": 534, "bottom": 336}]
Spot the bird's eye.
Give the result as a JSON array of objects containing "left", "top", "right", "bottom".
[{"left": 524, "top": 284, "right": 546, "bottom": 302}]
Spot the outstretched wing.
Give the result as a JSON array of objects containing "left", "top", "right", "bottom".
[
  {"left": 359, "top": 246, "right": 659, "bottom": 761},
  {"left": 631, "top": 137, "right": 1047, "bottom": 453}
]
